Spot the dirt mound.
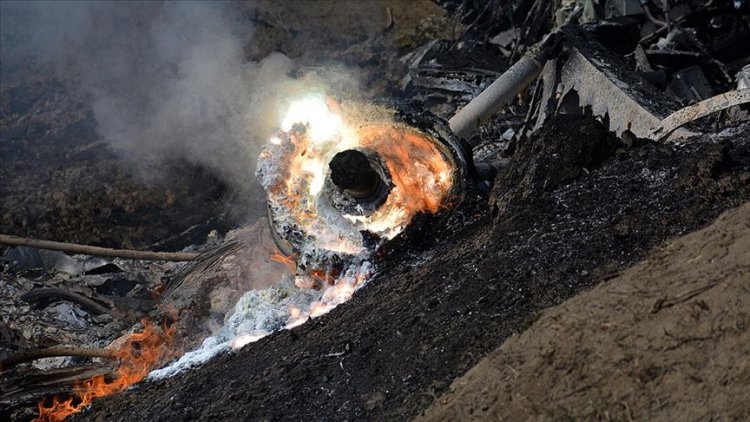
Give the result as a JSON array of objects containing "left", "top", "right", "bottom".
[
  {"left": 79, "top": 117, "right": 749, "bottom": 421},
  {"left": 421, "top": 202, "right": 750, "bottom": 421}
]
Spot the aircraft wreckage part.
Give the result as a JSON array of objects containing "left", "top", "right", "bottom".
[
  {"left": 651, "top": 89, "right": 750, "bottom": 142},
  {"left": 535, "top": 26, "right": 698, "bottom": 141},
  {"left": 449, "top": 55, "right": 544, "bottom": 139},
  {"left": 259, "top": 102, "right": 471, "bottom": 267},
  {"left": 446, "top": 7, "right": 585, "bottom": 141},
  {"left": 555, "top": 48, "right": 694, "bottom": 140}
]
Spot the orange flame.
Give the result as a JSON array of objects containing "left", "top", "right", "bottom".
[
  {"left": 356, "top": 124, "right": 454, "bottom": 218},
  {"left": 35, "top": 320, "right": 175, "bottom": 422},
  {"left": 261, "top": 100, "right": 455, "bottom": 250},
  {"left": 269, "top": 250, "right": 298, "bottom": 274}
]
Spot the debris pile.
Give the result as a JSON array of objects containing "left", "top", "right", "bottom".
[{"left": 0, "top": 248, "right": 182, "bottom": 420}]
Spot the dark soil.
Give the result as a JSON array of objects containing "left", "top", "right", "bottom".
[
  {"left": 0, "top": 76, "right": 256, "bottom": 251},
  {"left": 81, "top": 117, "right": 750, "bottom": 421}
]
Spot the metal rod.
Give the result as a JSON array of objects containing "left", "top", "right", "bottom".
[
  {"left": 449, "top": 55, "right": 543, "bottom": 139},
  {"left": 0, "top": 234, "right": 200, "bottom": 261},
  {"left": 448, "top": 6, "right": 580, "bottom": 140}
]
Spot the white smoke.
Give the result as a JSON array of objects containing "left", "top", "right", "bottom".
[
  {"left": 0, "top": 1, "right": 358, "bottom": 195},
  {"left": 1, "top": 0, "right": 371, "bottom": 378}
]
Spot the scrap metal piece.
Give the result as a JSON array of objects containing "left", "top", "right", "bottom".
[
  {"left": 651, "top": 89, "right": 750, "bottom": 141},
  {"left": 563, "top": 48, "right": 684, "bottom": 137},
  {"left": 536, "top": 25, "right": 697, "bottom": 140},
  {"left": 668, "top": 65, "right": 713, "bottom": 103},
  {"left": 448, "top": 54, "right": 544, "bottom": 139},
  {"left": 737, "top": 64, "right": 750, "bottom": 89},
  {"left": 448, "top": 5, "right": 582, "bottom": 140},
  {"left": 449, "top": 32, "right": 567, "bottom": 139}
]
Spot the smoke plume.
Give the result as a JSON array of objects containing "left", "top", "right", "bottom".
[{"left": 0, "top": 1, "right": 358, "bottom": 197}]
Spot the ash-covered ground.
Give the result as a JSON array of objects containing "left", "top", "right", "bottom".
[
  {"left": 80, "top": 117, "right": 750, "bottom": 421},
  {"left": 2, "top": 1, "right": 749, "bottom": 421}
]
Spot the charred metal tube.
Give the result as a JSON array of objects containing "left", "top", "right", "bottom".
[
  {"left": 449, "top": 55, "right": 543, "bottom": 140},
  {"left": 449, "top": 22, "right": 571, "bottom": 141}
]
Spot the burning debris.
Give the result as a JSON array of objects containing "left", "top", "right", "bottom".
[
  {"left": 0, "top": 250, "right": 181, "bottom": 421},
  {"left": 151, "top": 94, "right": 471, "bottom": 378},
  {"left": 35, "top": 320, "right": 174, "bottom": 422},
  {"left": 258, "top": 96, "right": 466, "bottom": 262}
]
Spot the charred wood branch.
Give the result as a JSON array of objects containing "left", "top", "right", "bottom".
[
  {"left": 0, "top": 234, "right": 200, "bottom": 261},
  {"left": 20, "top": 288, "right": 113, "bottom": 316},
  {"left": 1, "top": 347, "right": 116, "bottom": 371}
]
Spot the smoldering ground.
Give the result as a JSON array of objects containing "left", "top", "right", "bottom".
[{"left": 0, "top": 1, "right": 360, "bottom": 209}]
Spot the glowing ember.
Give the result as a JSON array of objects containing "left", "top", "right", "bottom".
[
  {"left": 284, "top": 261, "right": 371, "bottom": 328},
  {"left": 35, "top": 320, "right": 175, "bottom": 422}
]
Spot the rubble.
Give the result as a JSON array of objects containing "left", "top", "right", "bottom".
[{"left": 0, "top": 245, "right": 182, "bottom": 418}]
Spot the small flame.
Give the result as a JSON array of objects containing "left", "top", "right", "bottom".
[
  {"left": 285, "top": 264, "right": 371, "bottom": 328},
  {"left": 342, "top": 125, "right": 454, "bottom": 238},
  {"left": 35, "top": 320, "right": 175, "bottom": 422},
  {"left": 270, "top": 250, "right": 297, "bottom": 274},
  {"left": 231, "top": 334, "right": 264, "bottom": 350}
]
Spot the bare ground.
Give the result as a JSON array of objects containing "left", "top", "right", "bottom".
[{"left": 421, "top": 202, "right": 750, "bottom": 421}]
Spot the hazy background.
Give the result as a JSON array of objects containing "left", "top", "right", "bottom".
[{"left": 0, "top": 1, "right": 360, "bottom": 194}]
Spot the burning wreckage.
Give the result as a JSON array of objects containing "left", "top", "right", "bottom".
[{"left": 1, "top": 1, "right": 749, "bottom": 420}]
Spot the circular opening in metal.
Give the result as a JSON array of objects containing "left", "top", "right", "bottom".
[{"left": 327, "top": 148, "right": 391, "bottom": 216}]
